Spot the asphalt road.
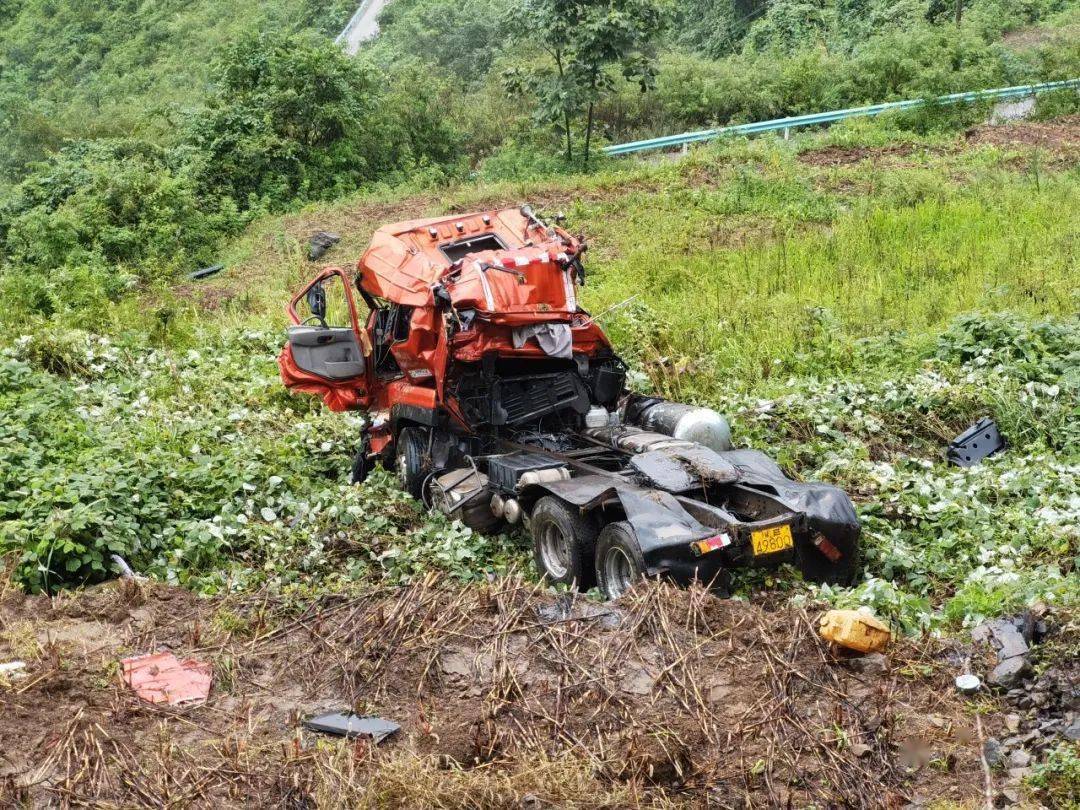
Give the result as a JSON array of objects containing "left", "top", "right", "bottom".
[{"left": 336, "top": 0, "right": 389, "bottom": 54}]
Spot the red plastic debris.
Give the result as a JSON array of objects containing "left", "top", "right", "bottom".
[{"left": 121, "top": 651, "right": 212, "bottom": 705}]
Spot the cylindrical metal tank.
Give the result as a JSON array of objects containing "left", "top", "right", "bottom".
[{"left": 627, "top": 399, "right": 732, "bottom": 453}]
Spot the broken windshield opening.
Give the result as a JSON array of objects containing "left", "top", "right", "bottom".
[{"left": 440, "top": 233, "right": 507, "bottom": 263}]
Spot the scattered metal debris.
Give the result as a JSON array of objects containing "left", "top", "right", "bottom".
[
  {"left": 121, "top": 651, "right": 212, "bottom": 705},
  {"left": 188, "top": 264, "right": 224, "bottom": 281},
  {"left": 947, "top": 417, "right": 1005, "bottom": 467},
  {"left": 308, "top": 231, "right": 341, "bottom": 261},
  {"left": 955, "top": 673, "right": 982, "bottom": 694},
  {"left": 533, "top": 593, "right": 621, "bottom": 628},
  {"left": 819, "top": 609, "right": 890, "bottom": 653},
  {"left": 302, "top": 712, "right": 400, "bottom": 743},
  {"left": 110, "top": 554, "right": 138, "bottom": 580}
]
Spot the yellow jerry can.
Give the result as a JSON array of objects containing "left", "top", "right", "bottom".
[{"left": 819, "top": 609, "right": 891, "bottom": 653}]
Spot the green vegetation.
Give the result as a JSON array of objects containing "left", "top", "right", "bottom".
[
  {"left": 1, "top": 122, "right": 1076, "bottom": 635},
  {"left": 1, "top": 0, "right": 1077, "bottom": 281},
  {"left": 0, "top": 0, "right": 357, "bottom": 180},
  {"left": 1028, "top": 743, "right": 1080, "bottom": 807},
  {"left": 0, "top": 33, "right": 461, "bottom": 324},
  {"left": 0, "top": 0, "right": 1077, "bottom": 632}
]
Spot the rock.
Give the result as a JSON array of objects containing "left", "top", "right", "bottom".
[
  {"left": 1008, "top": 749, "right": 1031, "bottom": 769},
  {"left": 849, "top": 743, "right": 873, "bottom": 758},
  {"left": 1064, "top": 719, "right": 1080, "bottom": 741},
  {"left": 847, "top": 653, "right": 888, "bottom": 675},
  {"left": 308, "top": 231, "right": 341, "bottom": 261},
  {"left": 1002, "top": 787, "right": 1021, "bottom": 804},
  {"left": 707, "top": 684, "right": 732, "bottom": 703},
  {"left": 989, "top": 657, "right": 1031, "bottom": 690},
  {"left": 1005, "top": 714, "right": 1021, "bottom": 733},
  {"left": 1006, "top": 767, "right": 1030, "bottom": 783},
  {"left": 983, "top": 738, "right": 1003, "bottom": 767},
  {"left": 973, "top": 618, "right": 1029, "bottom": 661},
  {"left": 620, "top": 666, "right": 654, "bottom": 696},
  {"left": 439, "top": 650, "right": 472, "bottom": 678}
]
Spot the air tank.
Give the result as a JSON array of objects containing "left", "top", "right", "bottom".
[{"left": 628, "top": 399, "right": 732, "bottom": 453}]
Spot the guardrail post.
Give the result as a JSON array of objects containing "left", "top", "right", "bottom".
[{"left": 783, "top": 127, "right": 791, "bottom": 141}]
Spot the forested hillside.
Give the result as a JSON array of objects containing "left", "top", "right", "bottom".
[{"left": 3, "top": 0, "right": 1078, "bottom": 185}]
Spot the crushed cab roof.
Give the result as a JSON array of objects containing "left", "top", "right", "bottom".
[{"left": 358, "top": 207, "right": 575, "bottom": 307}]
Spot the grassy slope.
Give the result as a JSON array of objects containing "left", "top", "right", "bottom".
[
  {"left": 2, "top": 118, "right": 1078, "bottom": 631},
  {"left": 180, "top": 118, "right": 1078, "bottom": 390}
]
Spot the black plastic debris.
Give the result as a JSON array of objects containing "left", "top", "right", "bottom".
[
  {"left": 947, "top": 417, "right": 1005, "bottom": 467},
  {"left": 308, "top": 231, "right": 341, "bottom": 261},
  {"left": 189, "top": 264, "right": 224, "bottom": 281},
  {"left": 302, "top": 712, "right": 400, "bottom": 743}
]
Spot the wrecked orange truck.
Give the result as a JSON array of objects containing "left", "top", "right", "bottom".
[{"left": 280, "top": 205, "right": 860, "bottom": 599}]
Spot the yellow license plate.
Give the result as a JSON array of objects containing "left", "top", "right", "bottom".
[{"left": 751, "top": 524, "right": 794, "bottom": 556}]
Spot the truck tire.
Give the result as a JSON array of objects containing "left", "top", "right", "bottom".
[
  {"left": 530, "top": 496, "right": 598, "bottom": 590},
  {"left": 395, "top": 427, "right": 430, "bottom": 500},
  {"left": 595, "top": 521, "right": 647, "bottom": 601},
  {"left": 795, "top": 531, "right": 860, "bottom": 585}
]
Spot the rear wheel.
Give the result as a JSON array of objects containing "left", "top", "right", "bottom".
[
  {"left": 395, "top": 427, "right": 430, "bottom": 499},
  {"left": 595, "top": 521, "right": 647, "bottom": 601},
  {"left": 530, "top": 497, "right": 598, "bottom": 590}
]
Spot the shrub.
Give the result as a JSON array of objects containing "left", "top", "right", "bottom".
[
  {"left": 186, "top": 32, "right": 384, "bottom": 207},
  {"left": 0, "top": 139, "right": 239, "bottom": 319}
]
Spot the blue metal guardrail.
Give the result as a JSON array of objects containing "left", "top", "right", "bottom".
[{"left": 602, "top": 78, "right": 1080, "bottom": 156}]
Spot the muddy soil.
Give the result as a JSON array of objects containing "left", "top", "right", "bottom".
[
  {"left": 0, "top": 576, "right": 1033, "bottom": 808},
  {"left": 796, "top": 143, "right": 947, "bottom": 167},
  {"left": 964, "top": 115, "right": 1080, "bottom": 158}
]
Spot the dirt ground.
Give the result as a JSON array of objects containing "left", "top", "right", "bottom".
[
  {"left": 796, "top": 142, "right": 946, "bottom": 167},
  {"left": 0, "top": 574, "right": 1037, "bottom": 808},
  {"left": 964, "top": 115, "right": 1080, "bottom": 156},
  {"left": 796, "top": 115, "right": 1080, "bottom": 169}
]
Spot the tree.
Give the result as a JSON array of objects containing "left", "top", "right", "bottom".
[
  {"left": 676, "top": 0, "right": 767, "bottom": 58},
  {"left": 506, "top": 0, "right": 670, "bottom": 168},
  {"left": 186, "top": 32, "right": 382, "bottom": 206}
]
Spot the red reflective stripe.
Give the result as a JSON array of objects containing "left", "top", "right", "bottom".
[{"left": 812, "top": 534, "right": 844, "bottom": 562}]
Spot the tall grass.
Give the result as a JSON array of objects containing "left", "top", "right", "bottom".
[
  {"left": 593, "top": 171, "right": 1078, "bottom": 390},
  {"left": 118, "top": 125, "right": 1079, "bottom": 395}
]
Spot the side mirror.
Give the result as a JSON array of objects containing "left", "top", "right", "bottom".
[{"left": 306, "top": 282, "right": 327, "bottom": 322}]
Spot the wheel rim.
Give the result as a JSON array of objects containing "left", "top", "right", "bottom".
[
  {"left": 538, "top": 522, "right": 571, "bottom": 580},
  {"left": 604, "top": 546, "right": 636, "bottom": 598}
]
